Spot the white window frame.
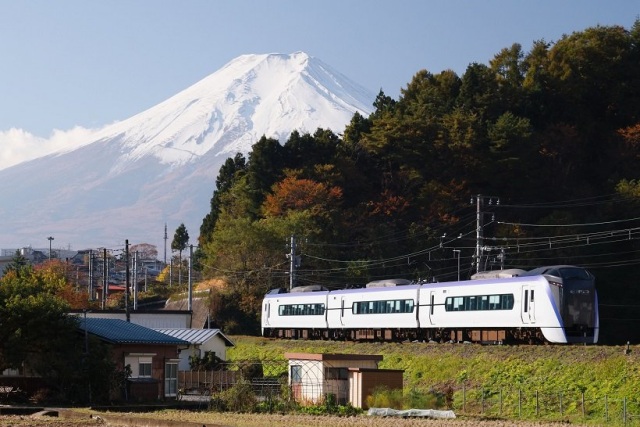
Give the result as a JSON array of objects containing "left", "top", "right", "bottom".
[
  {"left": 125, "top": 353, "right": 156, "bottom": 379},
  {"left": 138, "top": 357, "right": 152, "bottom": 378},
  {"left": 164, "top": 361, "right": 179, "bottom": 397}
]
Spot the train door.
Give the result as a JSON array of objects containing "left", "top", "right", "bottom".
[
  {"left": 428, "top": 291, "right": 436, "bottom": 325},
  {"left": 529, "top": 288, "right": 536, "bottom": 322},
  {"left": 263, "top": 301, "right": 271, "bottom": 326},
  {"left": 521, "top": 286, "right": 536, "bottom": 324}
]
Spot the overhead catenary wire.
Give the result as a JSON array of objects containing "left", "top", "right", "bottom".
[{"left": 197, "top": 192, "right": 640, "bottom": 281}]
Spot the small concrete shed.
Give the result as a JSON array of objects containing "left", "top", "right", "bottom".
[{"left": 284, "top": 352, "right": 403, "bottom": 409}]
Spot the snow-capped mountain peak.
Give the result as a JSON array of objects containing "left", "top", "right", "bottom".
[
  {"left": 0, "top": 52, "right": 374, "bottom": 251},
  {"left": 91, "top": 52, "right": 372, "bottom": 168}
]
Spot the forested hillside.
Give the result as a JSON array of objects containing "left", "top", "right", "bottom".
[{"left": 196, "top": 21, "right": 640, "bottom": 344}]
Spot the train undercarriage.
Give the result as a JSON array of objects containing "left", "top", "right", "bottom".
[{"left": 263, "top": 326, "right": 547, "bottom": 344}]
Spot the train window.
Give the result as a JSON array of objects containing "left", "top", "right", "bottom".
[
  {"left": 466, "top": 296, "right": 477, "bottom": 311},
  {"left": 524, "top": 290, "right": 529, "bottom": 312},
  {"left": 504, "top": 294, "right": 514, "bottom": 309},
  {"left": 352, "top": 299, "right": 414, "bottom": 314},
  {"left": 278, "top": 303, "right": 326, "bottom": 316},
  {"left": 531, "top": 290, "right": 535, "bottom": 302},
  {"left": 445, "top": 294, "right": 514, "bottom": 312},
  {"left": 489, "top": 295, "right": 499, "bottom": 309},
  {"left": 479, "top": 296, "right": 489, "bottom": 310}
]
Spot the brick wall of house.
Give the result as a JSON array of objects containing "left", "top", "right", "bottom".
[{"left": 111, "top": 343, "right": 181, "bottom": 401}]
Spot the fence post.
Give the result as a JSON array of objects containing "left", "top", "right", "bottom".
[
  {"left": 482, "top": 387, "right": 485, "bottom": 414},
  {"left": 559, "top": 392, "right": 563, "bottom": 416},
  {"left": 582, "top": 392, "right": 585, "bottom": 418},
  {"left": 536, "top": 390, "right": 539, "bottom": 417},
  {"left": 463, "top": 384, "right": 466, "bottom": 413},
  {"left": 500, "top": 388, "right": 503, "bottom": 415},
  {"left": 519, "top": 389, "right": 522, "bottom": 418}
]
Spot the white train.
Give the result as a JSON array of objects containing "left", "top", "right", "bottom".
[{"left": 261, "top": 265, "right": 599, "bottom": 344}]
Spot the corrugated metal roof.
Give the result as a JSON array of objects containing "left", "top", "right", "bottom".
[
  {"left": 78, "top": 317, "right": 189, "bottom": 345},
  {"left": 153, "top": 328, "right": 234, "bottom": 347}
]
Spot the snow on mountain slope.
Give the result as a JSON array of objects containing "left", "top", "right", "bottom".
[
  {"left": 90, "top": 52, "right": 372, "bottom": 168},
  {"left": 0, "top": 52, "right": 374, "bottom": 252}
]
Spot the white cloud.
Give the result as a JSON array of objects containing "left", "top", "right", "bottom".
[{"left": 0, "top": 126, "right": 98, "bottom": 171}]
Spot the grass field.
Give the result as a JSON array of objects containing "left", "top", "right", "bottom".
[{"left": 225, "top": 336, "right": 640, "bottom": 424}]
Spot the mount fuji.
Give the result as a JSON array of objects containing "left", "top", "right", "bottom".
[{"left": 0, "top": 52, "right": 375, "bottom": 253}]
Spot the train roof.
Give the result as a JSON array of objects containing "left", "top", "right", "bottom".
[
  {"left": 264, "top": 269, "right": 563, "bottom": 298},
  {"left": 365, "top": 278, "right": 413, "bottom": 288},
  {"left": 289, "top": 285, "right": 329, "bottom": 292},
  {"left": 470, "top": 269, "right": 527, "bottom": 280},
  {"left": 522, "top": 265, "right": 593, "bottom": 280}
]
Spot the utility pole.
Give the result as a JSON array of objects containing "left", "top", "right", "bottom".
[
  {"left": 102, "top": 248, "right": 107, "bottom": 310},
  {"left": 471, "top": 194, "right": 500, "bottom": 274},
  {"left": 125, "top": 240, "right": 130, "bottom": 322},
  {"left": 475, "top": 195, "right": 482, "bottom": 274},
  {"left": 188, "top": 245, "right": 193, "bottom": 311},
  {"left": 164, "top": 223, "right": 167, "bottom": 266},
  {"left": 133, "top": 251, "right": 138, "bottom": 310},
  {"left": 453, "top": 249, "right": 461, "bottom": 281},
  {"left": 88, "top": 250, "right": 93, "bottom": 301},
  {"left": 47, "top": 236, "right": 54, "bottom": 261},
  {"left": 287, "top": 235, "right": 301, "bottom": 290}
]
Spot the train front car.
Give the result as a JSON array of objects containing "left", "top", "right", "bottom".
[
  {"left": 418, "top": 275, "right": 568, "bottom": 344},
  {"left": 524, "top": 266, "right": 599, "bottom": 344}
]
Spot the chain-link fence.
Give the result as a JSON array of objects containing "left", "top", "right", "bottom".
[
  {"left": 454, "top": 385, "right": 640, "bottom": 425},
  {"left": 178, "top": 359, "right": 352, "bottom": 409},
  {"left": 178, "top": 361, "right": 640, "bottom": 424},
  {"left": 178, "top": 360, "right": 288, "bottom": 403}
]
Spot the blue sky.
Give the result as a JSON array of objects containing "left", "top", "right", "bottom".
[{"left": 0, "top": 1, "right": 638, "bottom": 167}]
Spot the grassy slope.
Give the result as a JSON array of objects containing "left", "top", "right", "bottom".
[{"left": 228, "top": 336, "right": 640, "bottom": 420}]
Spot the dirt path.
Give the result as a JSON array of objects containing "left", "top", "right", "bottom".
[{"left": 0, "top": 410, "right": 602, "bottom": 427}]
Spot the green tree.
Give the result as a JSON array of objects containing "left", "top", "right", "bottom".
[
  {"left": 371, "top": 89, "right": 397, "bottom": 119},
  {"left": 2, "top": 250, "right": 30, "bottom": 277},
  {"left": 199, "top": 153, "right": 247, "bottom": 246},
  {"left": 201, "top": 178, "right": 282, "bottom": 280},
  {"left": 283, "top": 129, "right": 340, "bottom": 174},
  {"left": 547, "top": 24, "right": 636, "bottom": 127},
  {"left": 247, "top": 135, "right": 286, "bottom": 210},
  {"left": 0, "top": 263, "right": 114, "bottom": 403},
  {"left": 172, "top": 223, "right": 190, "bottom": 285},
  {"left": 172, "top": 223, "right": 189, "bottom": 258}
]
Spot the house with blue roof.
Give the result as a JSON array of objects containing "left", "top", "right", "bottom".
[
  {"left": 78, "top": 317, "right": 189, "bottom": 401},
  {"left": 153, "top": 328, "right": 234, "bottom": 371}
]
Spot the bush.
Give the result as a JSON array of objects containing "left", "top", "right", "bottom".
[
  {"left": 214, "top": 379, "right": 258, "bottom": 412},
  {"left": 297, "top": 393, "right": 362, "bottom": 416},
  {"left": 366, "top": 386, "right": 442, "bottom": 410}
]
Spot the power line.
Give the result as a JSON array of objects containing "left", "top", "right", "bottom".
[{"left": 498, "top": 216, "right": 640, "bottom": 228}]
